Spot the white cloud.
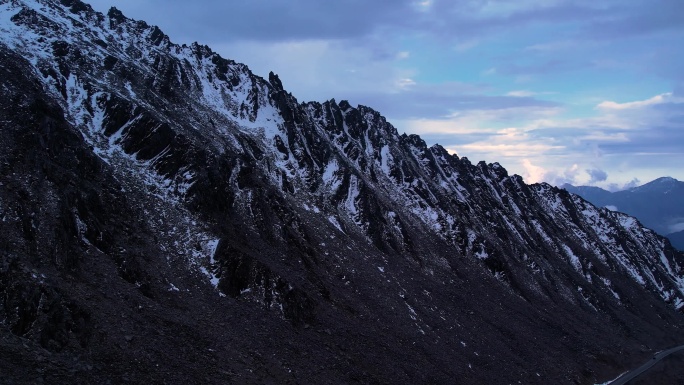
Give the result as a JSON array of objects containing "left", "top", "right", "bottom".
[
  {"left": 597, "top": 92, "right": 675, "bottom": 110},
  {"left": 506, "top": 90, "right": 556, "bottom": 98},
  {"left": 414, "top": 0, "right": 433, "bottom": 10},
  {"left": 577, "top": 131, "right": 629, "bottom": 142},
  {"left": 400, "top": 105, "right": 562, "bottom": 136},
  {"left": 506, "top": 90, "right": 536, "bottom": 97},
  {"left": 461, "top": 142, "right": 564, "bottom": 157},
  {"left": 395, "top": 78, "right": 417, "bottom": 89},
  {"left": 398, "top": 88, "right": 684, "bottom": 189},
  {"left": 668, "top": 221, "right": 684, "bottom": 234},
  {"left": 444, "top": 105, "right": 562, "bottom": 124},
  {"left": 520, "top": 160, "right": 581, "bottom": 185},
  {"left": 522, "top": 159, "right": 547, "bottom": 183}
]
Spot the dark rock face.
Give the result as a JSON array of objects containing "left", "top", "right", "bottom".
[{"left": 1, "top": 1, "right": 684, "bottom": 384}]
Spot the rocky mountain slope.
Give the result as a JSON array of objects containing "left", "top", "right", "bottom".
[
  {"left": 564, "top": 177, "right": 684, "bottom": 250},
  {"left": 1, "top": 0, "right": 683, "bottom": 383}
]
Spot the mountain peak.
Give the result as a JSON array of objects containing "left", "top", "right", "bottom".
[
  {"left": 653, "top": 176, "right": 678, "bottom": 184},
  {"left": 629, "top": 176, "right": 681, "bottom": 193},
  {"left": 106, "top": 7, "right": 127, "bottom": 26},
  {"left": 268, "top": 71, "right": 284, "bottom": 92}
]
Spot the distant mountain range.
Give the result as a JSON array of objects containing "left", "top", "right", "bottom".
[{"left": 563, "top": 177, "right": 684, "bottom": 250}]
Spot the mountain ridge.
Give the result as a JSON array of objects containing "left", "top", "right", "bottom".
[
  {"left": 563, "top": 177, "right": 684, "bottom": 250},
  {"left": 1, "top": 0, "right": 684, "bottom": 383}
]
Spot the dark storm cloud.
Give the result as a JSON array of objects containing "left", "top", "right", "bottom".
[
  {"left": 87, "top": 0, "right": 684, "bottom": 86},
  {"left": 88, "top": 1, "right": 622, "bottom": 43},
  {"left": 581, "top": 0, "right": 684, "bottom": 39},
  {"left": 90, "top": 0, "right": 417, "bottom": 42},
  {"left": 587, "top": 168, "right": 608, "bottom": 183}
]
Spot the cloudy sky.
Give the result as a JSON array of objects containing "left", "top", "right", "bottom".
[{"left": 86, "top": 0, "right": 684, "bottom": 190}]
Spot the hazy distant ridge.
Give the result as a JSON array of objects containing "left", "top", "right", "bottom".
[{"left": 563, "top": 177, "right": 684, "bottom": 250}]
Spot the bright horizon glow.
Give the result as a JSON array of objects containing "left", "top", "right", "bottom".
[{"left": 85, "top": 0, "right": 684, "bottom": 191}]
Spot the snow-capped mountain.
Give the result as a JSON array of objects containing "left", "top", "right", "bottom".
[
  {"left": 564, "top": 177, "right": 684, "bottom": 250},
  {"left": 1, "top": 1, "right": 683, "bottom": 383}
]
